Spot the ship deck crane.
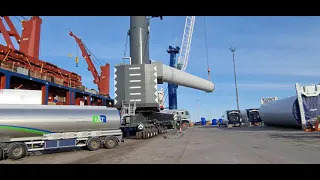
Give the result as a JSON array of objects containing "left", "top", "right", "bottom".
[
  {"left": 69, "top": 31, "right": 110, "bottom": 97},
  {"left": 0, "top": 16, "right": 42, "bottom": 59}
]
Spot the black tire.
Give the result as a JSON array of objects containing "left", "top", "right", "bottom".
[
  {"left": 104, "top": 136, "right": 118, "bottom": 149},
  {"left": 87, "top": 138, "right": 101, "bottom": 151},
  {"left": 136, "top": 132, "right": 143, "bottom": 139},
  {"left": 0, "top": 147, "right": 3, "bottom": 160},
  {"left": 7, "top": 143, "right": 27, "bottom": 160},
  {"left": 136, "top": 132, "right": 140, "bottom": 139},
  {"left": 142, "top": 131, "right": 147, "bottom": 139}
]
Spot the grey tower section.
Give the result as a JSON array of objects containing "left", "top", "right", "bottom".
[
  {"left": 114, "top": 64, "right": 158, "bottom": 109},
  {"left": 129, "top": 16, "right": 150, "bottom": 65}
]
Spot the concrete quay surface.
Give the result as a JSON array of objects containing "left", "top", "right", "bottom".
[{"left": 1, "top": 126, "right": 320, "bottom": 164}]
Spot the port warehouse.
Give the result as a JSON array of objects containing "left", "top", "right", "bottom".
[{"left": 0, "top": 45, "right": 114, "bottom": 106}]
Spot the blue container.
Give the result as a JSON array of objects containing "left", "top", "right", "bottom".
[
  {"left": 212, "top": 119, "right": 217, "bottom": 125},
  {"left": 200, "top": 117, "right": 206, "bottom": 125},
  {"left": 218, "top": 119, "right": 223, "bottom": 124}
]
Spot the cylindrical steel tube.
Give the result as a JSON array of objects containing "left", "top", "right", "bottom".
[
  {"left": 162, "top": 64, "right": 215, "bottom": 92},
  {"left": 0, "top": 105, "right": 121, "bottom": 139},
  {"left": 259, "top": 96, "right": 301, "bottom": 128}
]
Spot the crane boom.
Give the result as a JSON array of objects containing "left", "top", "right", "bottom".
[
  {"left": 69, "top": 31, "right": 100, "bottom": 85},
  {"left": 69, "top": 31, "right": 110, "bottom": 97},
  {"left": 177, "top": 16, "right": 195, "bottom": 72},
  {"left": 0, "top": 16, "right": 42, "bottom": 59},
  {"left": 0, "top": 17, "right": 19, "bottom": 49},
  {"left": 2, "top": 16, "right": 21, "bottom": 44}
]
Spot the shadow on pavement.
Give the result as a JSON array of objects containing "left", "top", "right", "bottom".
[
  {"left": 197, "top": 125, "right": 299, "bottom": 132},
  {"left": 269, "top": 131, "right": 320, "bottom": 140},
  {"left": 196, "top": 125, "right": 320, "bottom": 141}
]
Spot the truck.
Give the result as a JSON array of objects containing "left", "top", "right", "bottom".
[
  {"left": 0, "top": 104, "right": 123, "bottom": 160},
  {"left": 161, "top": 109, "right": 191, "bottom": 125},
  {"left": 219, "top": 110, "right": 242, "bottom": 127},
  {"left": 241, "top": 108, "right": 262, "bottom": 126}
]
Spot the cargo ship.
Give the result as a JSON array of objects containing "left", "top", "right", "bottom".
[{"left": 0, "top": 16, "right": 113, "bottom": 106}]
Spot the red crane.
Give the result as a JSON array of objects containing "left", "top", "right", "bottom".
[
  {"left": 0, "top": 16, "right": 83, "bottom": 87},
  {"left": 19, "top": 16, "right": 42, "bottom": 60},
  {"left": 69, "top": 31, "right": 110, "bottom": 97},
  {"left": 0, "top": 16, "right": 42, "bottom": 59}
]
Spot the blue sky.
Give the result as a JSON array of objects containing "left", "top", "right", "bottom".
[{"left": 1, "top": 16, "right": 320, "bottom": 121}]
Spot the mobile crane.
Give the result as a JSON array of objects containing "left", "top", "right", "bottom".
[
  {"left": 116, "top": 16, "right": 214, "bottom": 139},
  {"left": 69, "top": 31, "right": 110, "bottom": 97}
]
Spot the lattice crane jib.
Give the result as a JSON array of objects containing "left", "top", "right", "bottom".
[{"left": 177, "top": 16, "right": 195, "bottom": 72}]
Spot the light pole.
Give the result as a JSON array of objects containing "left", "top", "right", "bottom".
[{"left": 230, "top": 47, "right": 240, "bottom": 111}]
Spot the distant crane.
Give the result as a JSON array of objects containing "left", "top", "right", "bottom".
[
  {"left": 69, "top": 31, "right": 110, "bottom": 97},
  {"left": 166, "top": 16, "right": 196, "bottom": 110}
]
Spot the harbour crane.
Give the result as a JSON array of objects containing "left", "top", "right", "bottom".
[
  {"left": 69, "top": 31, "right": 110, "bottom": 97},
  {"left": 166, "top": 16, "right": 196, "bottom": 110}
]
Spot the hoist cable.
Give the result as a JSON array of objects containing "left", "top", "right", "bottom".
[
  {"left": 203, "top": 16, "right": 211, "bottom": 81},
  {"left": 123, "top": 34, "right": 129, "bottom": 57}
]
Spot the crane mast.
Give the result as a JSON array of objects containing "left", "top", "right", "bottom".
[{"left": 69, "top": 31, "right": 110, "bottom": 97}]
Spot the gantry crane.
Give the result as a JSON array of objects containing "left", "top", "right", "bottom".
[
  {"left": 0, "top": 16, "right": 42, "bottom": 59},
  {"left": 69, "top": 31, "right": 110, "bottom": 97},
  {"left": 166, "top": 16, "right": 196, "bottom": 110}
]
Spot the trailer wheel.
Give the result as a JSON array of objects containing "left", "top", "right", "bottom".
[
  {"left": 7, "top": 143, "right": 27, "bottom": 160},
  {"left": 142, "top": 131, "right": 148, "bottom": 139},
  {"left": 104, "top": 136, "right": 118, "bottom": 149},
  {"left": 136, "top": 131, "right": 142, "bottom": 139},
  {"left": 135, "top": 132, "right": 140, "bottom": 139},
  {"left": 87, "top": 138, "right": 101, "bottom": 151},
  {"left": 0, "top": 147, "right": 3, "bottom": 160}
]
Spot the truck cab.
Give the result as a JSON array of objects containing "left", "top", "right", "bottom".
[
  {"left": 247, "top": 109, "right": 262, "bottom": 124},
  {"left": 220, "top": 110, "right": 242, "bottom": 127}
]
